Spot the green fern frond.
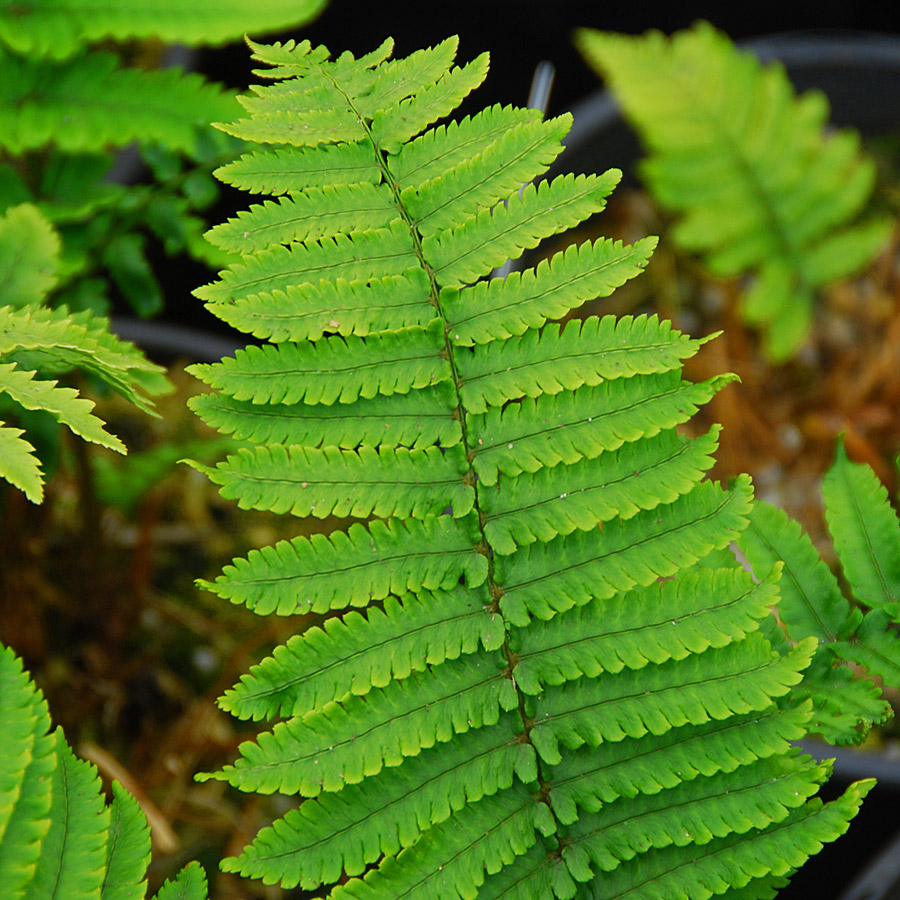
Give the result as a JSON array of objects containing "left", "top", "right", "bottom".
[
  {"left": 0, "top": 303, "right": 169, "bottom": 414},
  {"left": 739, "top": 438, "right": 900, "bottom": 744},
  {"left": 0, "top": 643, "right": 207, "bottom": 900},
  {"left": 0, "top": 302, "right": 169, "bottom": 501},
  {"left": 0, "top": 203, "right": 60, "bottom": 306},
  {"left": 191, "top": 35, "right": 868, "bottom": 899},
  {"left": 0, "top": 49, "right": 240, "bottom": 155},
  {"left": 0, "top": 0, "right": 326, "bottom": 60},
  {"left": 0, "top": 201, "right": 171, "bottom": 501},
  {"left": 577, "top": 21, "right": 891, "bottom": 361}
]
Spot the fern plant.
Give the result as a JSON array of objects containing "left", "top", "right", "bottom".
[
  {"left": 0, "top": 202, "right": 170, "bottom": 501},
  {"left": 0, "top": 0, "right": 325, "bottom": 318},
  {"left": 576, "top": 21, "right": 892, "bottom": 362},
  {"left": 0, "top": 640, "right": 209, "bottom": 900},
  {"left": 739, "top": 438, "right": 900, "bottom": 747},
  {"left": 185, "top": 35, "right": 874, "bottom": 899}
]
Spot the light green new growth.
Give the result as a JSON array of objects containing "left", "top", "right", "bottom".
[
  {"left": 0, "top": 204, "right": 170, "bottom": 502},
  {"left": 740, "top": 438, "right": 900, "bottom": 744},
  {"left": 577, "top": 21, "right": 891, "bottom": 361},
  {"left": 189, "top": 35, "right": 873, "bottom": 899},
  {"left": 0, "top": 641, "right": 209, "bottom": 900}
]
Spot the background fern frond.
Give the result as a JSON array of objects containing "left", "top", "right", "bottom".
[
  {"left": 739, "top": 438, "right": 900, "bottom": 744},
  {"left": 0, "top": 49, "right": 240, "bottom": 155},
  {"left": 191, "top": 35, "right": 870, "bottom": 900},
  {"left": 577, "top": 21, "right": 891, "bottom": 360},
  {"left": 0, "top": 643, "right": 208, "bottom": 900},
  {"left": 0, "top": 204, "right": 169, "bottom": 501},
  {"left": 0, "top": 0, "right": 327, "bottom": 60}
]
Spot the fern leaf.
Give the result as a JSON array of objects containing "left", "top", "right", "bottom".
[
  {"left": 99, "top": 784, "right": 150, "bottom": 900},
  {"left": 0, "top": 50, "right": 240, "bottom": 155},
  {"left": 574, "top": 780, "right": 872, "bottom": 900},
  {"left": 151, "top": 861, "right": 209, "bottom": 900},
  {"left": 189, "top": 321, "right": 449, "bottom": 406},
  {"left": 823, "top": 438, "right": 900, "bottom": 609},
  {"left": 204, "top": 652, "right": 517, "bottom": 797},
  {"left": 739, "top": 499, "right": 855, "bottom": 645},
  {"left": 222, "top": 717, "right": 532, "bottom": 888},
  {"left": 0, "top": 362, "right": 125, "bottom": 453},
  {"left": 0, "top": 0, "right": 325, "bottom": 59},
  {"left": 577, "top": 21, "right": 891, "bottom": 360},
  {"left": 497, "top": 476, "right": 753, "bottom": 626},
  {"left": 563, "top": 753, "right": 830, "bottom": 875},
  {"left": 0, "top": 421, "right": 44, "bottom": 503},
  {"left": 798, "top": 650, "right": 892, "bottom": 745},
  {"left": 221, "top": 587, "right": 503, "bottom": 721},
  {"left": 472, "top": 371, "right": 735, "bottom": 487},
  {"left": 402, "top": 113, "right": 570, "bottom": 237},
  {"left": 428, "top": 172, "right": 617, "bottom": 286},
  {"left": 0, "top": 204, "right": 59, "bottom": 306},
  {"left": 189, "top": 382, "right": 460, "bottom": 450},
  {"left": 0, "top": 304, "right": 169, "bottom": 414},
  {"left": 215, "top": 142, "right": 382, "bottom": 195},
  {"left": 446, "top": 236, "right": 657, "bottom": 346},
  {"left": 529, "top": 636, "right": 814, "bottom": 764},
  {"left": 740, "top": 446, "right": 900, "bottom": 744},
  {"left": 549, "top": 703, "right": 813, "bottom": 824},
  {"left": 483, "top": 426, "right": 720, "bottom": 554},
  {"left": 514, "top": 565, "right": 778, "bottom": 693},
  {"left": 202, "top": 516, "right": 488, "bottom": 616},
  {"left": 24, "top": 730, "right": 110, "bottom": 900},
  {"left": 192, "top": 35, "right": 866, "bottom": 900},
  {"left": 459, "top": 314, "right": 708, "bottom": 414},
  {"left": 191, "top": 443, "right": 473, "bottom": 520},
  {"left": 206, "top": 184, "right": 398, "bottom": 255},
  {"left": 0, "top": 645, "right": 56, "bottom": 897}
]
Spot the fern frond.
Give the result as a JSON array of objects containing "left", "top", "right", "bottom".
[
  {"left": 0, "top": 642, "right": 207, "bottom": 900},
  {"left": 459, "top": 314, "right": 709, "bottom": 413},
  {"left": 0, "top": 301, "right": 170, "bottom": 500},
  {"left": 0, "top": 0, "right": 326, "bottom": 59},
  {"left": 548, "top": 703, "right": 813, "bottom": 822},
  {"left": 562, "top": 752, "right": 830, "bottom": 874},
  {"left": 483, "top": 426, "right": 720, "bottom": 554},
  {"left": 513, "top": 565, "right": 778, "bottom": 693},
  {"left": 189, "top": 321, "right": 449, "bottom": 406},
  {"left": 202, "top": 516, "right": 488, "bottom": 616},
  {"left": 740, "top": 441, "right": 900, "bottom": 744},
  {"left": 0, "top": 204, "right": 59, "bottom": 307},
  {"left": 0, "top": 643, "right": 56, "bottom": 895},
  {"left": 220, "top": 716, "right": 532, "bottom": 888},
  {"left": 0, "top": 49, "right": 239, "bottom": 154},
  {"left": 0, "top": 361, "right": 125, "bottom": 453},
  {"left": 27, "top": 730, "right": 111, "bottom": 900},
  {"left": 471, "top": 370, "right": 735, "bottom": 486},
  {"left": 192, "top": 35, "right": 866, "bottom": 900},
  {"left": 446, "top": 237, "right": 656, "bottom": 346},
  {"left": 0, "top": 421, "right": 44, "bottom": 502},
  {"left": 823, "top": 439, "right": 900, "bottom": 609},
  {"left": 191, "top": 443, "right": 474, "bottom": 520},
  {"left": 0, "top": 304, "right": 169, "bottom": 413},
  {"left": 529, "top": 636, "right": 814, "bottom": 764},
  {"left": 577, "top": 21, "right": 891, "bottom": 360},
  {"left": 189, "top": 383, "right": 460, "bottom": 450},
  {"left": 152, "top": 861, "right": 209, "bottom": 900},
  {"left": 204, "top": 652, "right": 518, "bottom": 797},
  {"left": 221, "top": 588, "right": 503, "bottom": 721},
  {"left": 101, "top": 783, "right": 151, "bottom": 900}
]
